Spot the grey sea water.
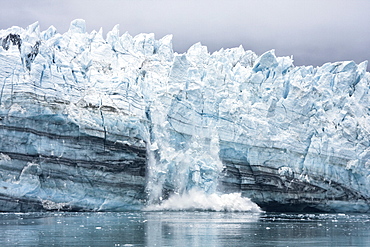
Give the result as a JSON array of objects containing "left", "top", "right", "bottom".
[{"left": 0, "top": 211, "right": 369, "bottom": 246}]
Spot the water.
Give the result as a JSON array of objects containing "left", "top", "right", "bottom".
[{"left": 0, "top": 212, "right": 370, "bottom": 246}]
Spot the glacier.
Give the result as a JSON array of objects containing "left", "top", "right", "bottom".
[{"left": 0, "top": 19, "right": 369, "bottom": 212}]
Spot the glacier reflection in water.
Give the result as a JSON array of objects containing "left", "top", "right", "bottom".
[{"left": 0, "top": 212, "right": 370, "bottom": 246}]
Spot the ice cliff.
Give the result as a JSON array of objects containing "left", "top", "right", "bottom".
[{"left": 0, "top": 19, "right": 369, "bottom": 212}]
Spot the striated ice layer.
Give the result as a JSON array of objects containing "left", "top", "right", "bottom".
[{"left": 0, "top": 19, "right": 369, "bottom": 212}]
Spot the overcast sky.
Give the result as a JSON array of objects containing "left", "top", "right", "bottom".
[{"left": 1, "top": 0, "right": 369, "bottom": 68}]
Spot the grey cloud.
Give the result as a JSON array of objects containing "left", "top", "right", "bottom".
[{"left": 1, "top": 0, "right": 369, "bottom": 68}]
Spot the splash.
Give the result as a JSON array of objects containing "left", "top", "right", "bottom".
[
  {"left": 144, "top": 189, "right": 262, "bottom": 212},
  {"left": 143, "top": 90, "right": 261, "bottom": 211}
]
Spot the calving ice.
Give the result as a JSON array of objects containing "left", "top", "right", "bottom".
[{"left": 0, "top": 19, "right": 369, "bottom": 213}]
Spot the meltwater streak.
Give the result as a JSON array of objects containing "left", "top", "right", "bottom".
[{"left": 144, "top": 189, "right": 262, "bottom": 212}]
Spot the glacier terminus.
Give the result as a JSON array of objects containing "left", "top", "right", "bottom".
[{"left": 0, "top": 19, "right": 369, "bottom": 213}]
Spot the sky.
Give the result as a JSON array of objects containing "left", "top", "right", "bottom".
[{"left": 1, "top": 0, "right": 370, "bottom": 68}]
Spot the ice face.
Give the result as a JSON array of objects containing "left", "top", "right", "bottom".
[{"left": 0, "top": 19, "right": 369, "bottom": 212}]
